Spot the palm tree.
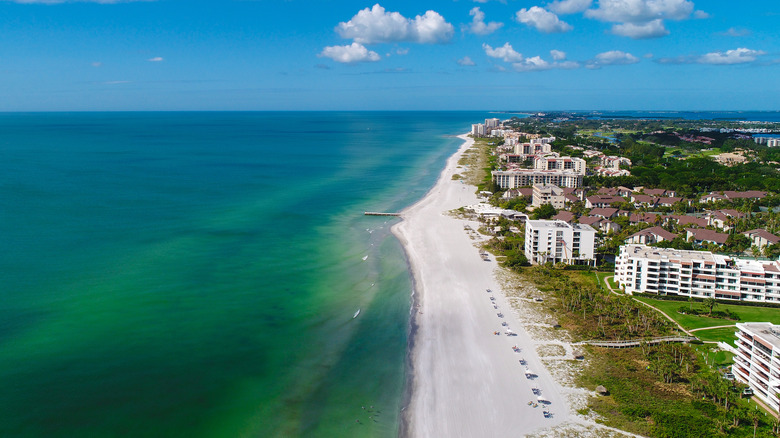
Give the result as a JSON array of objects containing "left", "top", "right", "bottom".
[
  {"left": 752, "top": 245, "right": 762, "bottom": 260},
  {"left": 704, "top": 297, "right": 718, "bottom": 317},
  {"left": 749, "top": 409, "right": 760, "bottom": 438}
]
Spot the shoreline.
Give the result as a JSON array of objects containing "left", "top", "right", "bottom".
[
  {"left": 393, "top": 134, "right": 473, "bottom": 438},
  {"left": 392, "top": 134, "right": 571, "bottom": 437}
]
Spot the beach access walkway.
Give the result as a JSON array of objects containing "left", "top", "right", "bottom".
[{"left": 575, "top": 336, "right": 699, "bottom": 349}]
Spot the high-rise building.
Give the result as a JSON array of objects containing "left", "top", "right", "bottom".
[
  {"left": 615, "top": 244, "right": 780, "bottom": 302},
  {"left": 524, "top": 220, "right": 596, "bottom": 265},
  {"left": 733, "top": 322, "right": 780, "bottom": 412}
]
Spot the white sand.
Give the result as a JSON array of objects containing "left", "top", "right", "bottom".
[{"left": 393, "top": 134, "right": 571, "bottom": 437}]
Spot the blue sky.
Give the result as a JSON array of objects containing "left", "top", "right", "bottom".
[{"left": 0, "top": 0, "right": 778, "bottom": 111}]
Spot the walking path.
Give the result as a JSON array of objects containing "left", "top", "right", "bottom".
[
  {"left": 689, "top": 324, "right": 737, "bottom": 333},
  {"left": 575, "top": 336, "right": 698, "bottom": 348},
  {"left": 602, "top": 275, "right": 694, "bottom": 336}
]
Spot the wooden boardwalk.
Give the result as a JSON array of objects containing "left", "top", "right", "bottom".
[{"left": 575, "top": 336, "right": 698, "bottom": 349}]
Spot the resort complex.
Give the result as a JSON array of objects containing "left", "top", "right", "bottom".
[{"left": 447, "top": 112, "right": 780, "bottom": 434}]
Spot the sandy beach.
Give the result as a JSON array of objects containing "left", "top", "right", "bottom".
[{"left": 393, "top": 134, "right": 571, "bottom": 437}]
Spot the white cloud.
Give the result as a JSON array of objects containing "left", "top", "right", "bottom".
[
  {"left": 395, "top": 48, "right": 409, "bottom": 55},
  {"left": 584, "top": 0, "right": 694, "bottom": 38},
  {"left": 586, "top": 50, "right": 640, "bottom": 68},
  {"left": 611, "top": 19, "right": 669, "bottom": 38},
  {"left": 699, "top": 48, "right": 765, "bottom": 65},
  {"left": 147, "top": 57, "right": 164, "bottom": 62},
  {"left": 484, "top": 43, "right": 578, "bottom": 72},
  {"left": 514, "top": 56, "right": 551, "bottom": 71},
  {"left": 336, "top": 4, "right": 454, "bottom": 44},
  {"left": 318, "top": 43, "right": 381, "bottom": 63},
  {"left": 516, "top": 6, "right": 572, "bottom": 33},
  {"left": 513, "top": 57, "right": 580, "bottom": 72},
  {"left": 512, "top": 56, "right": 580, "bottom": 72},
  {"left": 657, "top": 47, "right": 766, "bottom": 65},
  {"left": 550, "top": 49, "right": 566, "bottom": 60},
  {"left": 482, "top": 42, "right": 524, "bottom": 63},
  {"left": 720, "top": 27, "right": 750, "bottom": 37},
  {"left": 548, "top": 0, "right": 592, "bottom": 14},
  {"left": 468, "top": 7, "right": 503, "bottom": 35},
  {"left": 585, "top": 0, "right": 694, "bottom": 23},
  {"left": 457, "top": 56, "right": 476, "bottom": 66},
  {"left": 693, "top": 10, "right": 709, "bottom": 19}
]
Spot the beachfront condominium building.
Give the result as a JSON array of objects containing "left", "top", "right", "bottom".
[
  {"left": 472, "top": 123, "right": 486, "bottom": 137},
  {"left": 615, "top": 244, "right": 780, "bottom": 302},
  {"left": 533, "top": 156, "right": 586, "bottom": 176},
  {"left": 485, "top": 118, "right": 500, "bottom": 129},
  {"left": 525, "top": 220, "right": 596, "bottom": 265},
  {"left": 532, "top": 184, "right": 565, "bottom": 209},
  {"left": 514, "top": 142, "right": 552, "bottom": 156},
  {"left": 492, "top": 169, "right": 583, "bottom": 189},
  {"left": 530, "top": 136, "right": 556, "bottom": 145},
  {"left": 733, "top": 322, "right": 780, "bottom": 413}
]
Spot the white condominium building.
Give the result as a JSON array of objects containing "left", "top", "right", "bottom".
[
  {"left": 485, "top": 118, "right": 500, "bottom": 129},
  {"left": 525, "top": 220, "right": 596, "bottom": 265},
  {"left": 530, "top": 136, "right": 555, "bottom": 145},
  {"left": 492, "top": 169, "right": 583, "bottom": 189},
  {"left": 472, "top": 124, "right": 486, "bottom": 137},
  {"left": 733, "top": 322, "right": 780, "bottom": 412},
  {"left": 615, "top": 244, "right": 780, "bottom": 302},
  {"left": 514, "top": 142, "right": 552, "bottom": 156},
  {"left": 532, "top": 184, "right": 565, "bottom": 209},
  {"left": 533, "top": 156, "right": 586, "bottom": 176}
]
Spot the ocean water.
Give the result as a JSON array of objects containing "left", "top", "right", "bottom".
[{"left": 0, "top": 112, "right": 491, "bottom": 438}]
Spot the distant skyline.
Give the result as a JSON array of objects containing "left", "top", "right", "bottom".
[{"left": 1, "top": 0, "right": 778, "bottom": 111}]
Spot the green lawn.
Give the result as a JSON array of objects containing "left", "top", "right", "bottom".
[
  {"left": 693, "top": 326, "right": 738, "bottom": 343},
  {"left": 692, "top": 344, "right": 734, "bottom": 368},
  {"left": 634, "top": 297, "right": 780, "bottom": 330}
]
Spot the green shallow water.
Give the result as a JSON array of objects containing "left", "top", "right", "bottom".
[{"left": 0, "top": 111, "right": 491, "bottom": 437}]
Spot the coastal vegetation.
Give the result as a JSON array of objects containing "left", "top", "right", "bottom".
[
  {"left": 459, "top": 137, "right": 496, "bottom": 186},
  {"left": 516, "top": 265, "right": 775, "bottom": 437}
]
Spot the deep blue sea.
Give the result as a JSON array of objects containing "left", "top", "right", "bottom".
[{"left": 0, "top": 111, "right": 493, "bottom": 438}]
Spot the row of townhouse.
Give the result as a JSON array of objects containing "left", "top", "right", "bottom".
[{"left": 615, "top": 244, "right": 780, "bottom": 302}]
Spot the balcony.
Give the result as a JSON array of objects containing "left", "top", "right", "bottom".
[{"left": 755, "top": 348, "right": 771, "bottom": 363}]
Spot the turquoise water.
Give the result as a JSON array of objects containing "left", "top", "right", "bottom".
[{"left": 0, "top": 112, "right": 490, "bottom": 437}]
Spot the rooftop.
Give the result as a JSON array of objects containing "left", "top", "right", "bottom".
[{"left": 737, "top": 322, "right": 780, "bottom": 351}]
